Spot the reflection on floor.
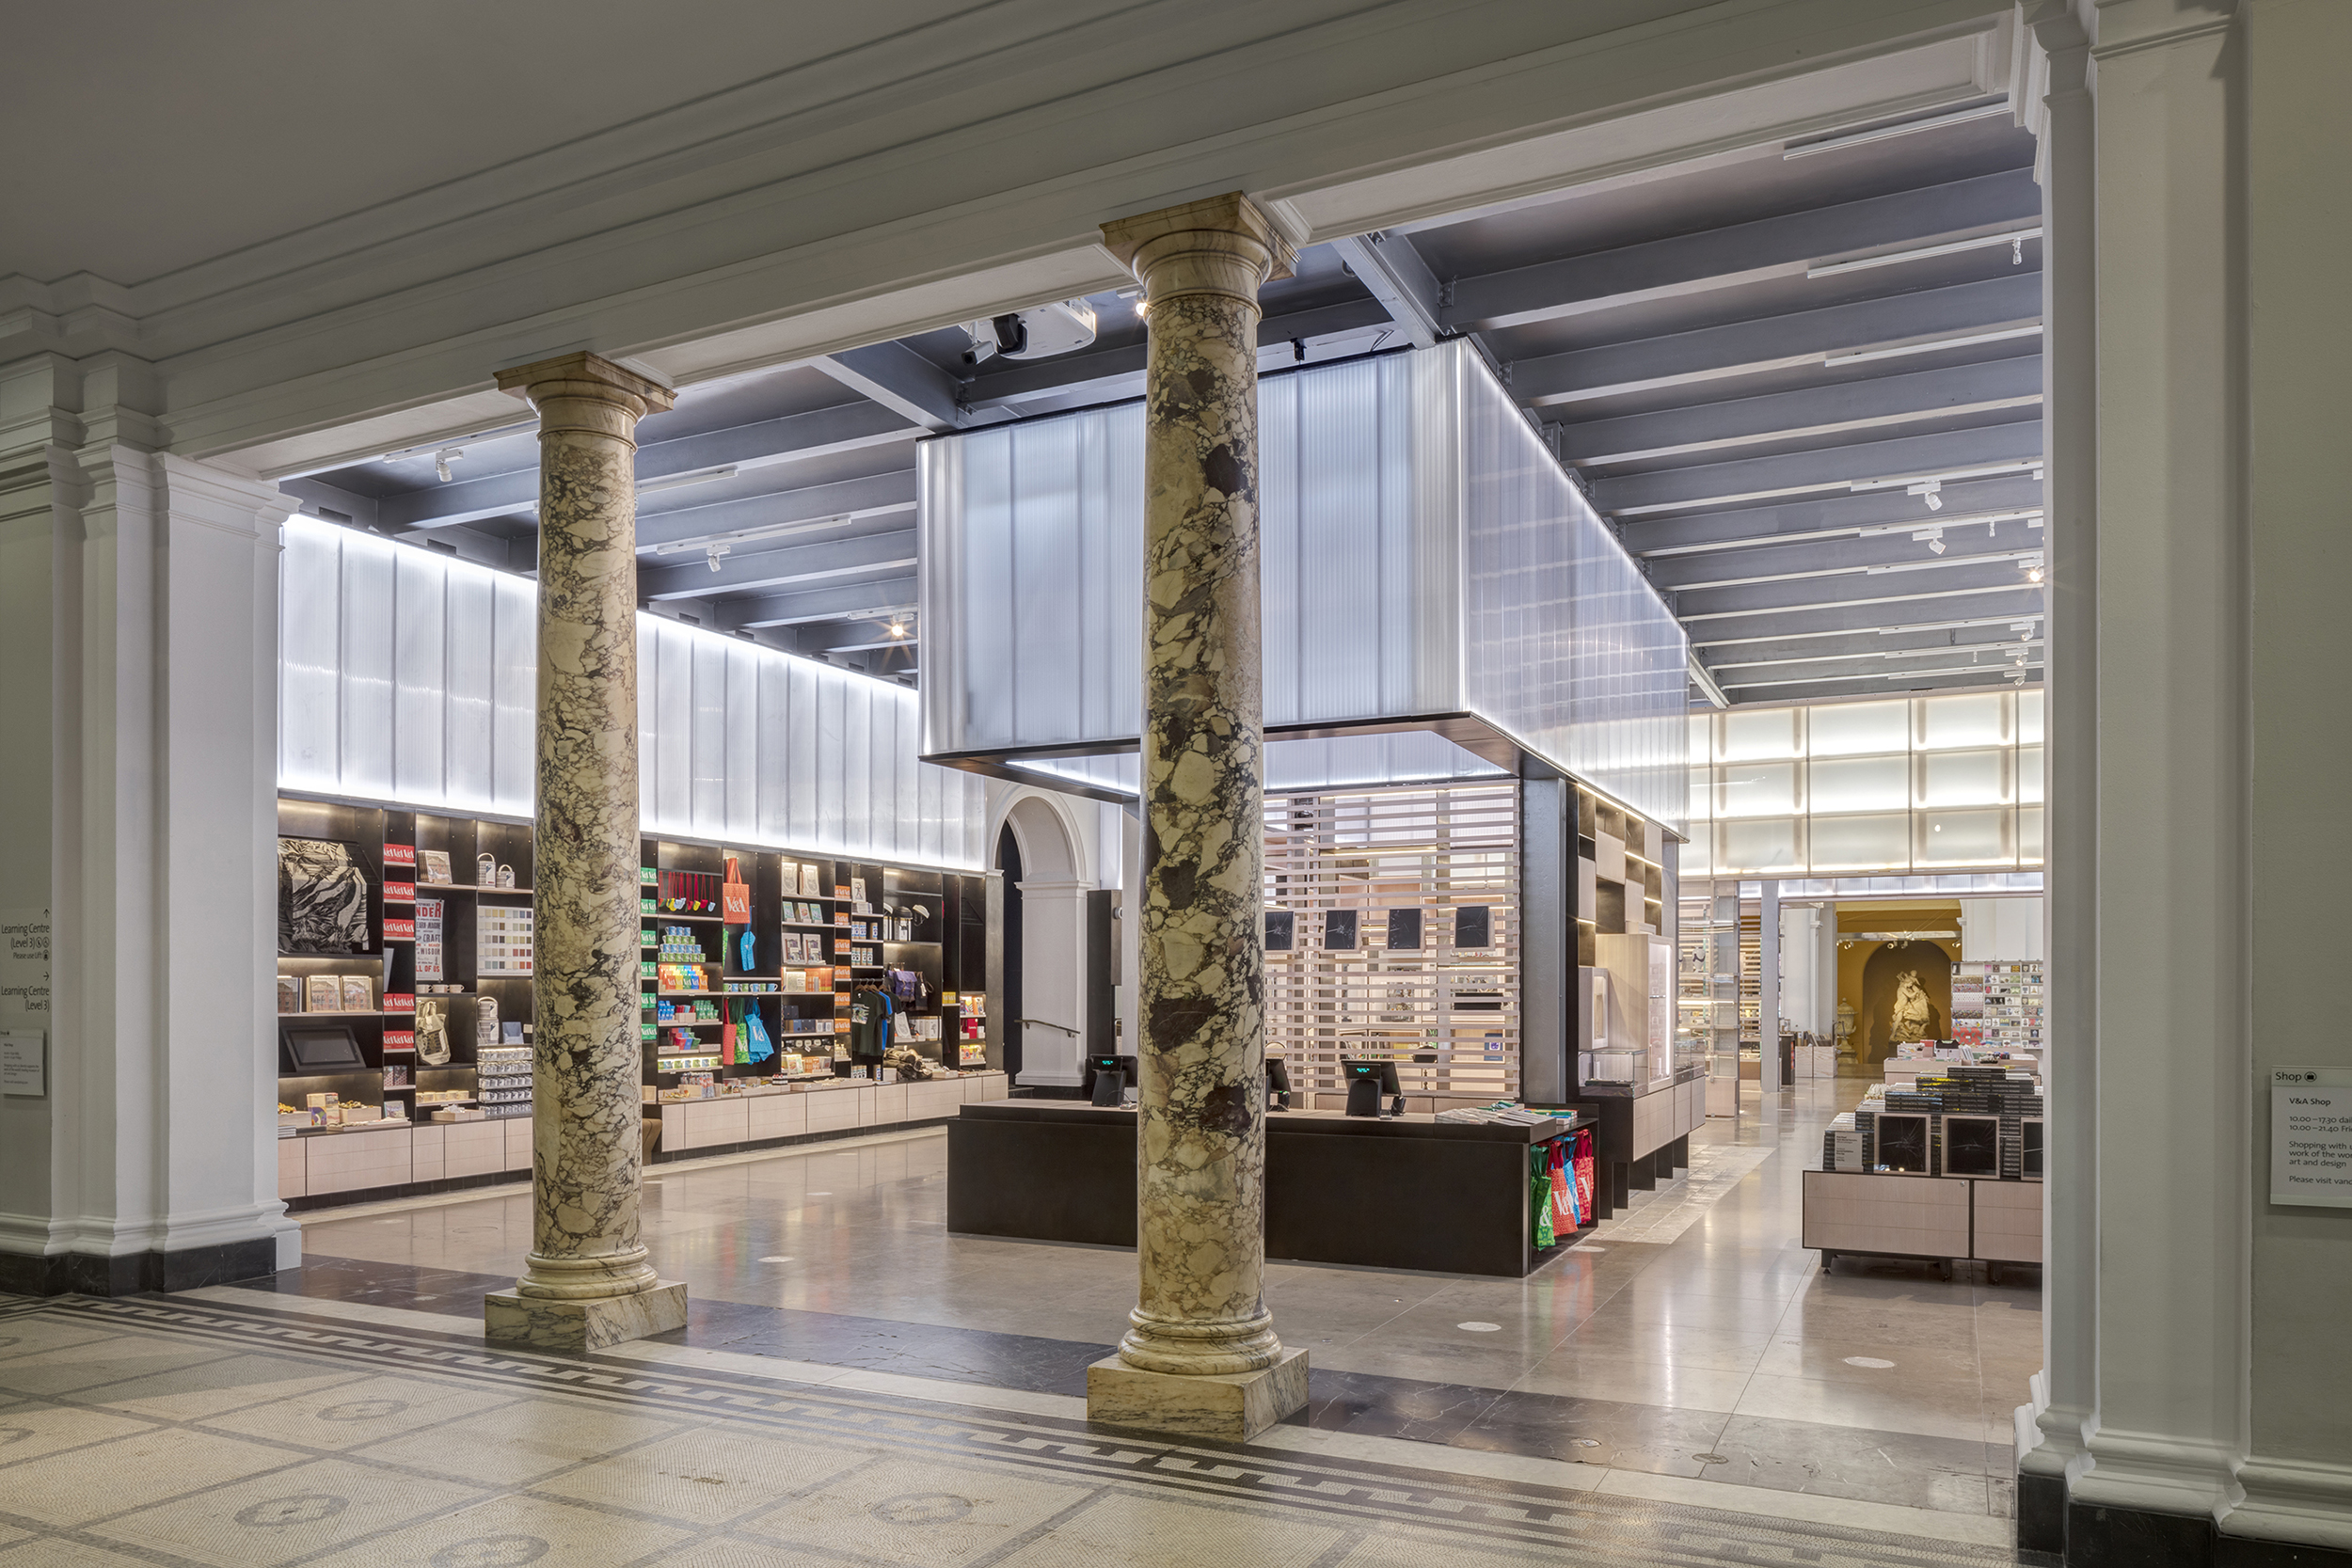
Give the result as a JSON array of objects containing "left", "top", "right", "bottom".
[
  {"left": 0, "top": 1290, "right": 2019, "bottom": 1567},
  {"left": 259, "top": 1076, "right": 2037, "bottom": 1533}
]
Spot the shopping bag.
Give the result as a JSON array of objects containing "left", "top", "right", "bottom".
[
  {"left": 743, "top": 1004, "right": 774, "bottom": 1063},
  {"left": 1549, "top": 1139, "right": 1579, "bottom": 1233},
  {"left": 1531, "top": 1148, "right": 1556, "bottom": 1248},
  {"left": 722, "top": 855, "right": 752, "bottom": 925}
]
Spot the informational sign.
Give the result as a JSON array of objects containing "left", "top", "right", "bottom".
[
  {"left": 0, "top": 1030, "right": 42, "bottom": 1097},
  {"left": 0, "top": 907, "right": 50, "bottom": 1025},
  {"left": 2271, "top": 1067, "right": 2352, "bottom": 1208}
]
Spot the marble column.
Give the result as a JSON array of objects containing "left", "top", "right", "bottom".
[
  {"left": 1085, "top": 193, "right": 1307, "bottom": 1442},
  {"left": 484, "top": 352, "right": 688, "bottom": 1352}
]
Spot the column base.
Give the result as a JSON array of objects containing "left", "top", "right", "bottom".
[
  {"left": 485, "top": 1281, "right": 688, "bottom": 1352},
  {"left": 1086, "top": 1348, "right": 1308, "bottom": 1442}
]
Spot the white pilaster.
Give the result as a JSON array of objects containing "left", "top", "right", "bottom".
[{"left": 2074, "top": 0, "right": 2248, "bottom": 1525}]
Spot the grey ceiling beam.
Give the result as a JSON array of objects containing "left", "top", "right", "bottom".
[
  {"left": 1648, "top": 522, "right": 2044, "bottom": 593},
  {"left": 1677, "top": 564, "right": 2045, "bottom": 622},
  {"left": 380, "top": 400, "right": 920, "bottom": 531},
  {"left": 1708, "top": 625, "right": 2035, "bottom": 671},
  {"left": 278, "top": 475, "right": 380, "bottom": 528},
  {"left": 814, "top": 342, "right": 967, "bottom": 433},
  {"left": 960, "top": 298, "right": 1391, "bottom": 411},
  {"left": 1446, "top": 168, "right": 2042, "bottom": 333},
  {"left": 1595, "top": 420, "right": 2042, "bottom": 516},
  {"left": 639, "top": 529, "right": 916, "bottom": 601},
  {"left": 1559, "top": 356, "right": 2042, "bottom": 469},
  {"left": 1716, "top": 645, "right": 2036, "bottom": 687},
  {"left": 1511, "top": 272, "right": 2043, "bottom": 409},
  {"left": 1623, "top": 473, "right": 2042, "bottom": 556},
  {"left": 1327, "top": 230, "right": 1443, "bottom": 349},
  {"left": 718, "top": 577, "right": 920, "bottom": 630},
  {"left": 634, "top": 470, "right": 915, "bottom": 552},
  {"left": 1723, "top": 661, "right": 2042, "bottom": 700},
  {"left": 1685, "top": 586, "right": 2047, "bottom": 645},
  {"left": 793, "top": 617, "right": 909, "bottom": 654}
]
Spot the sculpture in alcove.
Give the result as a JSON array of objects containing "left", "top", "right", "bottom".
[
  {"left": 1857, "top": 940, "right": 1953, "bottom": 1063},
  {"left": 1891, "top": 972, "right": 1932, "bottom": 1043}
]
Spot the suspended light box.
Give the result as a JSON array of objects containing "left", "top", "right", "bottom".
[
  {"left": 919, "top": 340, "right": 1689, "bottom": 835},
  {"left": 278, "top": 515, "right": 987, "bottom": 868}
]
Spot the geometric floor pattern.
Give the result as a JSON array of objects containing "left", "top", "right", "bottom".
[{"left": 0, "top": 1291, "right": 2022, "bottom": 1567}]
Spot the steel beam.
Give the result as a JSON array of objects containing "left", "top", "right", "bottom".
[
  {"left": 1510, "top": 273, "right": 2042, "bottom": 408},
  {"left": 639, "top": 530, "right": 917, "bottom": 601},
  {"left": 959, "top": 298, "right": 1391, "bottom": 410},
  {"left": 1327, "top": 230, "right": 1443, "bottom": 348},
  {"left": 1708, "top": 625, "right": 2034, "bottom": 670},
  {"left": 1447, "top": 168, "right": 2041, "bottom": 333},
  {"left": 718, "top": 577, "right": 920, "bottom": 630},
  {"left": 1673, "top": 554, "right": 2042, "bottom": 617},
  {"left": 1685, "top": 586, "right": 2047, "bottom": 645},
  {"left": 1594, "top": 420, "right": 2042, "bottom": 517},
  {"left": 815, "top": 341, "right": 967, "bottom": 432},
  {"left": 380, "top": 400, "right": 919, "bottom": 531},
  {"left": 1558, "top": 356, "right": 2042, "bottom": 468},
  {"left": 634, "top": 470, "right": 916, "bottom": 552},
  {"left": 1649, "top": 523, "right": 2047, "bottom": 593},
  {"left": 1623, "top": 475, "right": 2042, "bottom": 556}
]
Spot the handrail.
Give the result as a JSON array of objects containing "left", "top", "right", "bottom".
[{"left": 1018, "top": 1018, "right": 1082, "bottom": 1037}]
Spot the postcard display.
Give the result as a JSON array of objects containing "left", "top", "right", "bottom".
[{"left": 274, "top": 794, "right": 992, "bottom": 1208}]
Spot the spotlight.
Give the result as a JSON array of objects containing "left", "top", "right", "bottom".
[
  {"left": 434, "top": 447, "right": 463, "bottom": 483},
  {"left": 887, "top": 619, "right": 907, "bottom": 639},
  {"left": 1929, "top": 536, "right": 1946, "bottom": 554},
  {"left": 706, "top": 544, "right": 730, "bottom": 574},
  {"left": 1906, "top": 478, "right": 1943, "bottom": 512}
]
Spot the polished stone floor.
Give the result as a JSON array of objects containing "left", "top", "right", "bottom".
[{"left": 0, "top": 1080, "right": 2042, "bottom": 1564}]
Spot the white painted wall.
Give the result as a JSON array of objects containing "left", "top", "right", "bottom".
[{"left": 1959, "top": 897, "right": 2043, "bottom": 962}]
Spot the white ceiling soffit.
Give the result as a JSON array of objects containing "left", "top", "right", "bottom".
[
  {"left": 1263, "top": 27, "right": 2012, "bottom": 243},
  {"left": 218, "top": 11, "right": 2013, "bottom": 481}
]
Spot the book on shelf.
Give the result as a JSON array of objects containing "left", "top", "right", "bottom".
[
  {"left": 337, "top": 974, "right": 372, "bottom": 1012},
  {"left": 304, "top": 974, "right": 340, "bottom": 1012}
]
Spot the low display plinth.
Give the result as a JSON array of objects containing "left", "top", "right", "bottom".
[
  {"left": 485, "top": 1280, "right": 689, "bottom": 1352},
  {"left": 948, "top": 1102, "right": 1592, "bottom": 1277},
  {"left": 1086, "top": 1348, "right": 1310, "bottom": 1442}
]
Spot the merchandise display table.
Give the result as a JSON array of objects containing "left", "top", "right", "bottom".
[
  {"left": 946, "top": 1101, "right": 1594, "bottom": 1277},
  {"left": 1801, "top": 1169, "right": 2043, "bottom": 1280},
  {"left": 278, "top": 1070, "right": 1009, "bottom": 1209}
]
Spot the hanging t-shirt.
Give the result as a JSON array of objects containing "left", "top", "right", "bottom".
[{"left": 849, "top": 990, "right": 895, "bottom": 1059}]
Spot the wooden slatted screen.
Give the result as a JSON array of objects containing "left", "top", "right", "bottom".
[{"left": 1262, "top": 782, "right": 1520, "bottom": 1104}]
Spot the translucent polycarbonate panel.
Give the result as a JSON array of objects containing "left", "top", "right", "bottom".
[
  {"left": 1718, "top": 760, "right": 1798, "bottom": 818},
  {"left": 2017, "top": 689, "right": 2044, "bottom": 743},
  {"left": 1918, "top": 807, "right": 2011, "bottom": 866},
  {"left": 1718, "top": 817, "right": 1803, "bottom": 874},
  {"left": 2018, "top": 806, "right": 2044, "bottom": 864},
  {"left": 336, "top": 531, "right": 397, "bottom": 801},
  {"left": 2016, "top": 744, "right": 2044, "bottom": 804},
  {"left": 920, "top": 405, "right": 1144, "bottom": 755},
  {"left": 1680, "top": 823, "right": 1713, "bottom": 877},
  {"left": 922, "top": 341, "right": 1680, "bottom": 834},
  {"left": 1719, "top": 706, "right": 1804, "bottom": 762},
  {"left": 278, "top": 520, "right": 342, "bottom": 790},
  {"left": 279, "top": 517, "right": 981, "bottom": 865},
  {"left": 1918, "top": 748, "right": 2010, "bottom": 808},
  {"left": 1012, "top": 752, "right": 1141, "bottom": 797},
  {"left": 1265, "top": 731, "right": 1507, "bottom": 792},
  {"left": 1806, "top": 699, "right": 1909, "bottom": 757},
  {"left": 1687, "top": 766, "right": 1713, "bottom": 824},
  {"left": 1807, "top": 813, "right": 1913, "bottom": 872},
  {"left": 1918, "top": 690, "right": 2010, "bottom": 750},
  {"left": 442, "top": 567, "right": 496, "bottom": 810},
  {"left": 1809, "top": 753, "right": 1909, "bottom": 814},
  {"left": 1455, "top": 343, "right": 1684, "bottom": 832}
]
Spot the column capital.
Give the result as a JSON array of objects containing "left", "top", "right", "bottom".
[
  {"left": 494, "top": 352, "right": 675, "bottom": 429},
  {"left": 1100, "top": 192, "right": 1295, "bottom": 309}
]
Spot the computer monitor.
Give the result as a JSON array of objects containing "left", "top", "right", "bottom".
[
  {"left": 1083, "top": 1053, "right": 1136, "bottom": 1107},
  {"left": 279, "top": 1021, "right": 366, "bottom": 1075},
  {"left": 1341, "top": 1058, "right": 1404, "bottom": 1118}
]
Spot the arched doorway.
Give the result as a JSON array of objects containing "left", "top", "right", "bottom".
[{"left": 996, "top": 793, "right": 1089, "bottom": 1090}]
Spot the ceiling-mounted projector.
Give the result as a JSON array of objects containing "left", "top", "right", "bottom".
[{"left": 962, "top": 299, "right": 1097, "bottom": 365}]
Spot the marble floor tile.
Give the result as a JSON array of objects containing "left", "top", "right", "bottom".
[
  {"left": 72, "top": 1352, "right": 368, "bottom": 1421},
  {"left": 86, "top": 1455, "right": 485, "bottom": 1567},
  {"left": 0, "top": 1402, "right": 160, "bottom": 1467},
  {"left": 1452, "top": 1388, "right": 1735, "bottom": 1477},
  {"left": 304, "top": 1492, "right": 695, "bottom": 1568},
  {"left": 1731, "top": 1372, "right": 1995, "bottom": 1445},
  {"left": 993, "top": 1488, "right": 1345, "bottom": 1568},
  {"left": 200, "top": 1372, "right": 516, "bottom": 1452},
  {"left": 1752, "top": 1332, "right": 1983, "bottom": 1387},
  {"left": 0, "top": 1539, "right": 161, "bottom": 1567},
  {"left": 532, "top": 1425, "right": 872, "bottom": 1527},
  {"left": 0, "top": 1336, "right": 236, "bottom": 1399},
  {"left": 349, "top": 1396, "right": 686, "bottom": 1487},
  {"left": 0, "top": 1426, "right": 303, "bottom": 1527},
  {"left": 1508, "top": 1349, "right": 1755, "bottom": 1414},
  {"left": 739, "top": 1452, "right": 1093, "bottom": 1564},
  {"left": 1708, "top": 1412, "right": 1999, "bottom": 1513},
  {"left": 0, "top": 1319, "right": 130, "bottom": 1363}
]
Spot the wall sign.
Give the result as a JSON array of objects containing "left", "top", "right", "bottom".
[
  {"left": 0, "top": 1030, "right": 41, "bottom": 1097},
  {"left": 2271, "top": 1067, "right": 2352, "bottom": 1208}
]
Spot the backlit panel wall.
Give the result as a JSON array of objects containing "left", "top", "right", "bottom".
[
  {"left": 920, "top": 341, "right": 1687, "bottom": 833},
  {"left": 1684, "top": 691, "right": 2044, "bottom": 877},
  {"left": 278, "top": 516, "right": 986, "bottom": 867}
]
